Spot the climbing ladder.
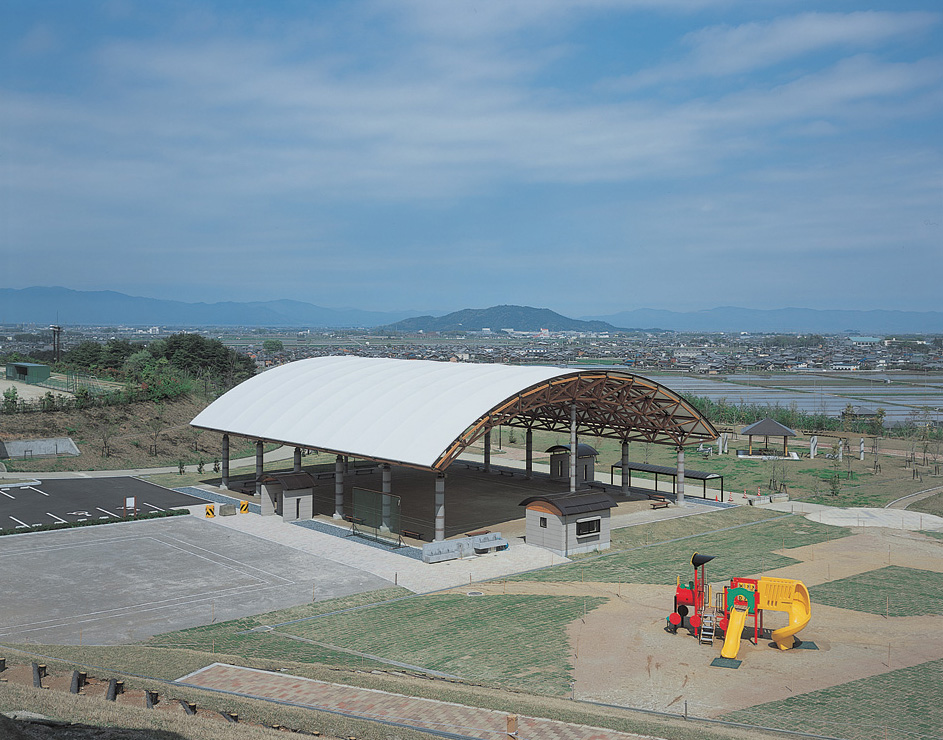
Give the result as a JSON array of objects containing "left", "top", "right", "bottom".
[{"left": 699, "top": 609, "right": 716, "bottom": 644}]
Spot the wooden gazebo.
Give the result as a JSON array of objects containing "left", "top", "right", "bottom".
[{"left": 741, "top": 418, "right": 797, "bottom": 456}]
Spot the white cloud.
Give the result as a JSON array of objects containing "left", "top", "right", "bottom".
[{"left": 611, "top": 11, "right": 941, "bottom": 90}]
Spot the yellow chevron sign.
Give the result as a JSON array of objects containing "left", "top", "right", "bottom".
[
  {"left": 205, "top": 504, "right": 215, "bottom": 518},
  {"left": 239, "top": 500, "right": 249, "bottom": 514}
]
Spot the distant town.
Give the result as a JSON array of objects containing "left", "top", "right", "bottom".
[{"left": 3, "top": 323, "right": 942, "bottom": 374}]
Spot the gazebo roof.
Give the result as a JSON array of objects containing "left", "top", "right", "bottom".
[{"left": 740, "top": 418, "right": 797, "bottom": 437}]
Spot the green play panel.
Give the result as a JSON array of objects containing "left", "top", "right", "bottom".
[{"left": 711, "top": 657, "right": 742, "bottom": 669}]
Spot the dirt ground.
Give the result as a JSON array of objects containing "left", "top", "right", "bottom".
[
  {"left": 455, "top": 528, "right": 943, "bottom": 718},
  {"left": 0, "top": 396, "right": 242, "bottom": 473}
]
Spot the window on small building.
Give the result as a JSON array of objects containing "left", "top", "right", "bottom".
[
  {"left": 576, "top": 518, "right": 601, "bottom": 537},
  {"left": 539, "top": 516, "right": 547, "bottom": 528}
]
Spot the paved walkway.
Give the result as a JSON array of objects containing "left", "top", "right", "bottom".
[
  {"left": 186, "top": 500, "right": 569, "bottom": 594},
  {"left": 178, "top": 663, "right": 646, "bottom": 740},
  {"left": 0, "top": 445, "right": 297, "bottom": 480},
  {"left": 763, "top": 501, "right": 943, "bottom": 531}
]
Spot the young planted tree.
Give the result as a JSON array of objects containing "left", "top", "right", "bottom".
[
  {"left": 145, "top": 404, "right": 166, "bottom": 456},
  {"left": 94, "top": 411, "right": 120, "bottom": 458}
]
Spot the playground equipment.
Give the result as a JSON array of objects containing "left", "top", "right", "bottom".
[{"left": 668, "top": 553, "right": 811, "bottom": 661}]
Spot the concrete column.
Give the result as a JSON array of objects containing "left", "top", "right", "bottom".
[
  {"left": 333, "top": 455, "right": 345, "bottom": 519},
  {"left": 434, "top": 473, "right": 446, "bottom": 542},
  {"left": 484, "top": 429, "right": 492, "bottom": 473},
  {"left": 255, "top": 440, "right": 264, "bottom": 496},
  {"left": 293, "top": 447, "right": 302, "bottom": 473},
  {"left": 525, "top": 429, "right": 533, "bottom": 479},
  {"left": 676, "top": 447, "right": 686, "bottom": 507},
  {"left": 569, "top": 404, "right": 577, "bottom": 492},
  {"left": 221, "top": 434, "right": 230, "bottom": 489},
  {"left": 380, "top": 464, "right": 392, "bottom": 532},
  {"left": 621, "top": 441, "right": 629, "bottom": 495}
]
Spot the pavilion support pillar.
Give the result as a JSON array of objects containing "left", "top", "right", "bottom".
[
  {"left": 621, "top": 441, "right": 629, "bottom": 495},
  {"left": 221, "top": 434, "right": 230, "bottom": 490},
  {"left": 380, "top": 464, "right": 392, "bottom": 532},
  {"left": 434, "top": 473, "right": 446, "bottom": 542},
  {"left": 569, "top": 404, "right": 577, "bottom": 493},
  {"left": 484, "top": 430, "right": 492, "bottom": 473},
  {"left": 333, "top": 455, "right": 345, "bottom": 520},
  {"left": 525, "top": 429, "right": 533, "bottom": 479},
  {"left": 676, "top": 447, "right": 686, "bottom": 507},
  {"left": 293, "top": 447, "right": 302, "bottom": 473},
  {"left": 255, "top": 440, "right": 264, "bottom": 496}
]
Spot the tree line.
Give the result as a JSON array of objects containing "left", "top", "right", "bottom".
[{"left": 1, "top": 333, "right": 255, "bottom": 413}]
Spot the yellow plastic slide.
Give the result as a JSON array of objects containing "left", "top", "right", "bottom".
[
  {"left": 758, "top": 577, "right": 812, "bottom": 650},
  {"left": 721, "top": 606, "right": 749, "bottom": 659}
]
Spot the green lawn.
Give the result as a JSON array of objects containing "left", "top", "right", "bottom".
[
  {"left": 810, "top": 566, "right": 943, "bottom": 617},
  {"left": 724, "top": 657, "right": 943, "bottom": 740},
  {"left": 146, "top": 587, "right": 604, "bottom": 695},
  {"left": 511, "top": 512, "right": 850, "bottom": 585},
  {"left": 909, "top": 490, "right": 943, "bottom": 518}
]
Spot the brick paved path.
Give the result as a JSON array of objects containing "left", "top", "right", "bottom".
[{"left": 179, "top": 663, "right": 646, "bottom": 740}]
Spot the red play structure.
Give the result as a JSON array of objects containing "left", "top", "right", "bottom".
[{"left": 668, "top": 552, "right": 811, "bottom": 660}]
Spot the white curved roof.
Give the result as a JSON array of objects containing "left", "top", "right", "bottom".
[{"left": 192, "top": 356, "right": 570, "bottom": 469}]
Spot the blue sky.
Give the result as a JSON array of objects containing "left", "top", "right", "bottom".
[{"left": 2, "top": 1, "right": 941, "bottom": 316}]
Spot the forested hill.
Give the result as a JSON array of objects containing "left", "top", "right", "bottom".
[{"left": 379, "top": 305, "right": 619, "bottom": 333}]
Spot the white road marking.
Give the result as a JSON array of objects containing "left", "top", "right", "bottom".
[
  {"left": 1, "top": 490, "right": 15, "bottom": 499},
  {"left": 46, "top": 512, "right": 68, "bottom": 524},
  {"left": 142, "top": 502, "right": 164, "bottom": 511},
  {"left": 26, "top": 486, "right": 49, "bottom": 497},
  {"left": 96, "top": 507, "right": 118, "bottom": 518},
  {"left": 9, "top": 516, "right": 30, "bottom": 528},
  {"left": 66, "top": 511, "right": 92, "bottom": 517}
]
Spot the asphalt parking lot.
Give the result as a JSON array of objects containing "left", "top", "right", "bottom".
[
  {"left": 0, "top": 513, "right": 393, "bottom": 645},
  {"left": 0, "top": 477, "right": 200, "bottom": 530}
]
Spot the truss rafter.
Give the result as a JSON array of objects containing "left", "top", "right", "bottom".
[{"left": 434, "top": 370, "right": 718, "bottom": 470}]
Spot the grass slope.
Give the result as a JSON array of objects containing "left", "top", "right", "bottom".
[
  {"left": 810, "top": 566, "right": 943, "bottom": 617},
  {"left": 723, "top": 657, "right": 943, "bottom": 740}
]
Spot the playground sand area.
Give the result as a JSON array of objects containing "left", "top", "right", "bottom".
[{"left": 452, "top": 527, "right": 943, "bottom": 719}]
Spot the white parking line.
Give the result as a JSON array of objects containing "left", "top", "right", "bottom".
[
  {"left": 8, "top": 516, "right": 30, "bottom": 528},
  {"left": 46, "top": 512, "right": 68, "bottom": 524},
  {"left": 27, "top": 486, "right": 50, "bottom": 497},
  {"left": 96, "top": 507, "right": 119, "bottom": 518},
  {"left": 1, "top": 490, "right": 15, "bottom": 499},
  {"left": 142, "top": 502, "right": 164, "bottom": 511}
]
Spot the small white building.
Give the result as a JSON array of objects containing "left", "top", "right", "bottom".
[
  {"left": 260, "top": 472, "right": 316, "bottom": 521},
  {"left": 520, "top": 491, "right": 616, "bottom": 557}
]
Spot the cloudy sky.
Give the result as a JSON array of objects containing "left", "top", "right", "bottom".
[{"left": 2, "top": 1, "right": 941, "bottom": 316}]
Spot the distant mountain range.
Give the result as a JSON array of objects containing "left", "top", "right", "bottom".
[
  {"left": 0, "top": 287, "right": 939, "bottom": 333},
  {"left": 0, "top": 287, "right": 417, "bottom": 328},
  {"left": 585, "top": 307, "right": 943, "bottom": 334},
  {"left": 379, "top": 305, "right": 617, "bottom": 333}
]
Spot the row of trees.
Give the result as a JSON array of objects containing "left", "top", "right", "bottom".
[{"left": 685, "top": 395, "right": 941, "bottom": 439}]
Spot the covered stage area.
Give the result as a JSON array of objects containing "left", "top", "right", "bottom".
[{"left": 191, "top": 356, "right": 718, "bottom": 543}]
